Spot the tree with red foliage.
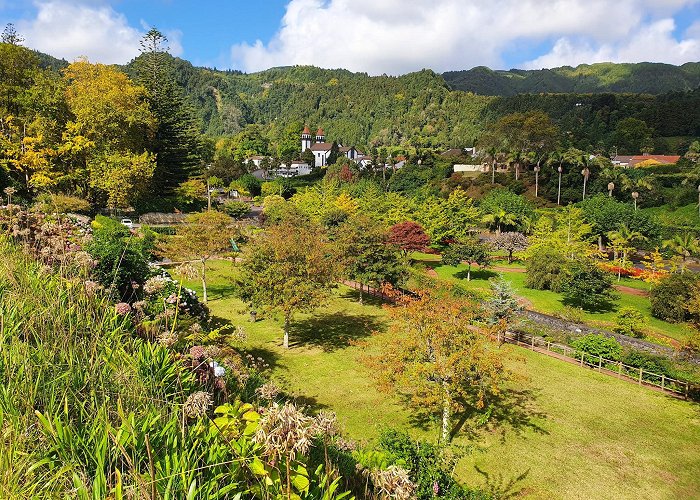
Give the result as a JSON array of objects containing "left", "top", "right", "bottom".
[{"left": 388, "top": 221, "right": 430, "bottom": 255}]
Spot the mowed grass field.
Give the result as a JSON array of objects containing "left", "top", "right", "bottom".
[
  {"left": 172, "top": 260, "right": 700, "bottom": 499},
  {"left": 412, "top": 253, "right": 696, "bottom": 344}
]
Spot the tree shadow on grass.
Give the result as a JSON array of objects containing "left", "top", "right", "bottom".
[
  {"left": 451, "top": 387, "right": 549, "bottom": 443},
  {"left": 403, "top": 386, "right": 548, "bottom": 440},
  {"left": 474, "top": 466, "right": 530, "bottom": 499},
  {"left": 560, "top": 296, "right": 618, "bottom": 314},
  {"left": 338, "top": 288, "right": 387, "bottom": 307},
  {"left": 288, "top": 312, "right": 386, "bottom": 352},
  {"left": 454, "top": 268, "right": 499, "bottom": 281},
  {"left": 203, "top": 283, "right": 238, "bottom": 301}
]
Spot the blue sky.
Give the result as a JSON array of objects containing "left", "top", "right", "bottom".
[{"left": 2, "top": 1, "right": 700, "bottom": 74}]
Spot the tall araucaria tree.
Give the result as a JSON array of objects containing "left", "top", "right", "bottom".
[
  {"left": 369, "top": 289, "right": 510, "bottom": 443},
  {"left": 135, "top": 28, "right": 204, "bottom": 195},
  {"left": 235, "top": 219, "right": 339, "bottom": 348}
]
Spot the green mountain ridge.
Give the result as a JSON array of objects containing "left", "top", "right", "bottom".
[{"left": 443, "top": 62, "right": 700, "bottom": 95}]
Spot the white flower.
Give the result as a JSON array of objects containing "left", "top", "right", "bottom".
[{"left": 209, "top": 361, "right": 226, "bottom": 377}]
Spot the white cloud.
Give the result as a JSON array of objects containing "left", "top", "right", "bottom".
[
  {"left": 230, "top": 0, "right": 700, "bottom": 74},
  {"left": 16, "top": 1, "right": 184, "bottom": 64},
  {"left": 525, "top": 19, "right": 700, "bottom": 68}
]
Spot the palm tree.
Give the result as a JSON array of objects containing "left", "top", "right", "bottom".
[
  {"left": 482, "top": 209, "right": 517, "bottom": 235},
  {"left": 507, "top": 150, "right": 524, "bottom": 180},
  {"left": 663, "top": 232, "right": 700, "bottom": 272}
]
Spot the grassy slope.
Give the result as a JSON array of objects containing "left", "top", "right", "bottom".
[{"left": 173, "top": 260, "right": 700, "bottom": 499}]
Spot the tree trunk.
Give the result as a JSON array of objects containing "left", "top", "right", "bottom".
[
  {"left": 201, "top": 258, "right": 208, "bottom": 304},
  {"left": 283, "top": 314, "right": 290, "bottom": 349},
  {"left": 359, "top": 284, "right": 363, "bottom": 304},
  {"left": 467, "top": 264, "right": 471, "bottom": 281},
  {"left": 508, "top": 251, "right": 513, "bottom": 264},
  {"left": 598, "top": 235, "right": 604, "bottom": 252},
  {"left": 441, "top": 381, "right": 451, "bottom": 443}
]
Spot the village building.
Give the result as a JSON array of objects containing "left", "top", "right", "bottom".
[
  {"left": 612, "top": 153, "right": 681, "bottom": 168},
  {"left": 302, "top": 126, "right": 364, "bottom": 167}
]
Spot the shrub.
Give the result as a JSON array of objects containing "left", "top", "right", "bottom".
[
  {"left": 572, "top": 334, "right": 622, "bottom": 362},
  {"left": 86, "top": 215, "right": 150, "bottom": 300},
  {"left": 221, "top": 200, "right": 250, "bottom": 219},
  {"left": 650, "top": 273, "right": 700, "bottom": 323},
  {"left": 613, "top": 307, "right": 646, "bottom": 338},
  {"left": 561, "top": 260, "right": 616, "bottom": 311},
  {"left": 525, "top": 247, "right": 569, "bottom": 292},
  {"left": 621, "top": 350, "right": 675, "bottom": 379}
]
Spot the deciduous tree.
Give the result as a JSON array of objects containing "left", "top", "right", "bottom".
[
  {"left": 369, "top": 290, "right": 510, "bottom": 442},
  {"left": 166, "top": 210, "right": 235, "bottom": 303},
  {"left": 442, "top": 237, "right": 491, "bottom": 281},
  {"left": 236, "top": 220, "right": 338, "bottom": 348}
]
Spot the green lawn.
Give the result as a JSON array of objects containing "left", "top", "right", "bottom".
[{"left": 170, "top": 260, "right": 700, "bottom": 499}]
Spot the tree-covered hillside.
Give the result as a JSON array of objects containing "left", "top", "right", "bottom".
[
  {"left": 131, "top": 56, "right": 491, "bottom": 149},
  {"left": 443, "top": 62, "right": 700, "bottom": 96}
]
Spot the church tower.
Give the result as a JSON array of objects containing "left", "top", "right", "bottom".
[
  {"left": 301, "top": 125, "right": 312, "bottom": 152},
  {"left": 315, "top": 127, "right": 325, "bottom": 143}
]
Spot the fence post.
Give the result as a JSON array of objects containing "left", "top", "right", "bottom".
[
  {"left": 661, "top": 374, "right": 665, "bottom": 391},
  {"left": 618, "top": 362, "right": 622, "bottom": 378},
  {"left": 531, "top": 335, "right": 535, "bottom": 348},
  {"left": 638, "top": 367, "right": 643, "bottom": 385},
  {"left": 686, "top": 383, "right": 689, "bottom": 400},
  {"left": 546, "top": 341, "right": 550, "bottom": 352},
  {"left": 598, "top": 355, "right": 602, "bottom": 370},
  {"left": 580, "top": 352, "right": 584, "bottom": 366}
]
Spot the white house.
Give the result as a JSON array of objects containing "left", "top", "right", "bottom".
[
  {"left": 275, "top": 161, "right": 312, "bottom": 178},
  {"left": 453, "top": 164, "right": 487, "bottom": 174}
]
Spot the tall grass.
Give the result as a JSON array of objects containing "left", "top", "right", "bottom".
[{"left": 0, "top": 238, "right": 219, "bottom": 498}]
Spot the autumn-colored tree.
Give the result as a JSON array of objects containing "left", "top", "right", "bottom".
[
  {"left": 442, "top": 237, "right": 491, "bottom": 281},
  {"left": 388, "top": 221, "right": 430, "bottom": 255},
  {"left": 165, "top": 210, "right": 235, "bottom": 303},
  {"left": 236, "top": 220, "right": 338, "bottom": 348},
  {"left": 369, "top": 290, "right": 510, "bottom": 442}
]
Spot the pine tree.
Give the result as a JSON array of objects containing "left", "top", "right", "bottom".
[{"left": 135, "top": 28, "right": 203, "bottom": 194}]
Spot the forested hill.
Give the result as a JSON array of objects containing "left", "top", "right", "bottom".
[
  {"left": 135, "top": 56, "right": 490, "bottom": 148},
  {"left": 442, "top": 62, "right": 700, "bottom": 96},
  {"left": 26, "top": 48, "right": 700, "bottom": 151}
]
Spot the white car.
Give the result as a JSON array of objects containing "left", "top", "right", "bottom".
[{"left": 120, "top": 218, "right": 134, "bottom": 229}]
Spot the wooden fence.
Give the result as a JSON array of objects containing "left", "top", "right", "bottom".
[{"left": 502, "top": 330, "right": 692, "bottom": 399}]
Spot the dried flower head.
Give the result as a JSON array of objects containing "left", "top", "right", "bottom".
[
  {"left": 183, "top": 391, "right": 212, "bottom": 419},
  {"left": 313, "top": 411, "right": 338, "bottom": 438},
  {"left": 189, "top": 345, "right": 206, "bottom": 360},
  {"left": 256, "top": 382, "right": 280, "bottom": 401},
  {"left": 157, "top": 330, "right": 178, "bottom": 347},
  {"left": 114, "top": 302, "right": 131, "bottom": 315},
  {"left": 335, "top": 437, "right": 357, "bottom": 453},
  {"left": 254, "top": 402, "right": 314, "bottom": 462},
  {"left": 371, "top": 466, "right": 416, "bottom": 500},
  {"left": 83, "top": 280, "right": 102, "bottom": 296}
]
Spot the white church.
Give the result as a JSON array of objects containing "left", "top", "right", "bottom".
[{"left": 302, "top": 126, "right": 366, "bottom": 168}]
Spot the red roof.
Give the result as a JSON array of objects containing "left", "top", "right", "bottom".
[
  {"left": 630, "top": 155, "right": 680, "bottom": 163},
  {"left": 302, "top": 125, "right": 311, "bottom": 134},
  {"left": 316, "top": 128, "right": 325, "bottom": 136}
]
